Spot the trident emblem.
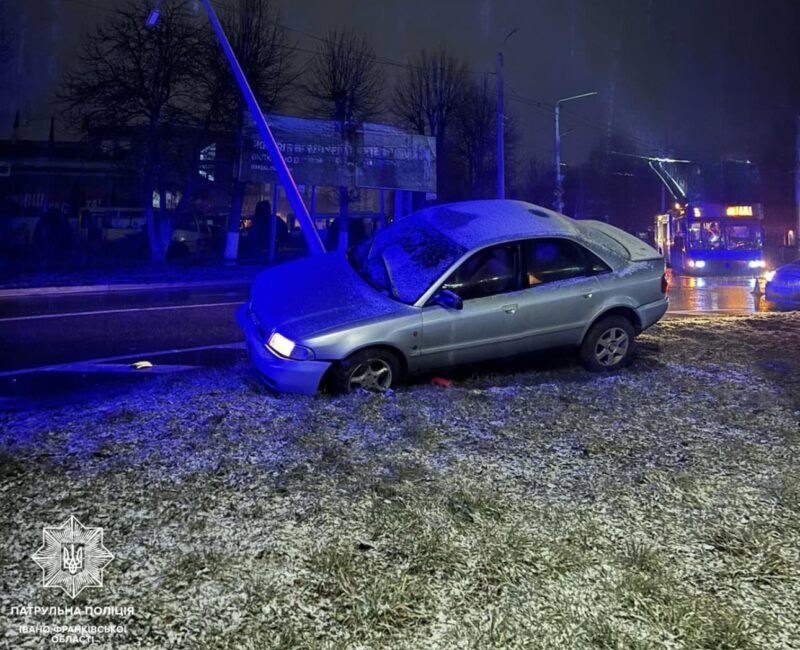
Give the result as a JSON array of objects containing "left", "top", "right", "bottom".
[
  {"left": 61, "top": 544, "right": 84, "bottom": 575},
  {"left": 33, "top": 516, "right": 114, "bottom": 598}
]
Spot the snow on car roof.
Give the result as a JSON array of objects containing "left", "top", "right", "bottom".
[{"left": 418, "top": 200, "right": 579, "bottom": 250}]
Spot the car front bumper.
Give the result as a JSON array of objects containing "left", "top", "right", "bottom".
[
  {"left": 636, "top": 297, "right": 669, "bottom": 331},
  {"left": 237, "top": 304, "right": 332, "bottom": 395}
]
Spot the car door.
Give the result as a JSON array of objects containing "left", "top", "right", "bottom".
[
  {"left": 419, "top": 243, "right": 523, "bottom": 368},
  {"left": 512, "top": 238, "right": 610, "bottom": 351}
]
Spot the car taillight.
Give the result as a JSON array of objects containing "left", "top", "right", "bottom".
[{"left": 660, "top": 273, "right": 669, "bottom": 294}]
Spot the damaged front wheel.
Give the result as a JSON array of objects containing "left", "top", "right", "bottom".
[{"left": 330, "top": 348, "right": 400, "bottom": 393}]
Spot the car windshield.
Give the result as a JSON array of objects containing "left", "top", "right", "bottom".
[{"left": 348, "top": 214, "right": 467, "bottom": 304}]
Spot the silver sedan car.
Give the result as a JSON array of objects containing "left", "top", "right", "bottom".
[{"left": 237, "top": 200, "right": 669, "bottom": 394}]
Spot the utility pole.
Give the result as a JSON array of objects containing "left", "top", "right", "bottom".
[
  {"left": 795, "top": 114, "right": 800, "bottom": 249},
  {"left": 554, "top": 101, "right": 562, "bottom": 213},
  {"left": 496, "top": 29, "right": 517, "bottom": 200},
  {"left": 496, "top": 51, "right": 504, "bottom": 200},
  {"left": 553, "top": 91, "right": 598, "bottom": 214},
  {"left": 196, "top": 0, "right": 325, "bottom": 256}
]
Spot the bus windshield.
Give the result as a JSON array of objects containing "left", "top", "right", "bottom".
[
  {"left": 725, "top": 224, "right": 762, "bottom": 250},
  {"left": 686, "top": 220, "right": 761, "bottom": 251}
]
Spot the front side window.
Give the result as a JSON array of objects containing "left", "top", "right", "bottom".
[
  {"left": 441, "top": 244, "right": 517, "bottom": 301},
  {"left": 691, "top": 221, "right": 724, "bottom": 250},
  {"left": 687, "top": 223, "right": 702, "bottom": 248},
  {"left": 523, "top": 238, "right": 609, "bottom": 287},
  {"left": 702, "top": 221, "right": 723, "bottom": 249}
]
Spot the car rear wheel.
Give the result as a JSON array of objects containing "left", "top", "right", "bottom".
[
  {"left": 331, "top": 348, "right": 400, "bottom": 394},
  {"left": 580, "top": 316, "right": 635, "bottom": 372}
]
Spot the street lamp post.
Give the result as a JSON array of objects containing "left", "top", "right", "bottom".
[
  {"left": 553, "top": 91, "right": 597, "bottom": 214},
  {"left": 496, "top": 28, "right": 517, "bottom": 200}
]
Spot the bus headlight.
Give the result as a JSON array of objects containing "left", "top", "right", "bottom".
[
  {"left": 748, "top": 260, "right": 766, "bottom": 269},
  {"left": 688, "top": 259, "right": 706, "bottom": 269},
  {"left": 267, "top": 332, "right": 315, "bottom": 361}
]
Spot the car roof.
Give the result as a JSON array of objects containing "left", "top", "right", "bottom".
[{"left": 418, "top": 200, "right": 580, "bottom": 250}]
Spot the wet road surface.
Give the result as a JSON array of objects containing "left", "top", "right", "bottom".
[
  {"left": 0, "top": 274, "right": 796, "bottom": 408},
  {"left": 665, "top": 271, "right": 797, "bottom": 315},
  {"left": 0, "top": 283, "right": 248, "bottom": 372}
]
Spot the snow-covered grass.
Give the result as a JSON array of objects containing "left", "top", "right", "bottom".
[{"left": 1, "top": 313, "right": 799, "bottom": 649}]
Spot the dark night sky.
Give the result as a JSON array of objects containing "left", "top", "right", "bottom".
[{"left": 4, "top": 0, "right": 800, "bottom": 170}]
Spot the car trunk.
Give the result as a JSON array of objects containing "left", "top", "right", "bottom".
[{"left": 580, "top": 221, "right": 662, "bottom": 262}]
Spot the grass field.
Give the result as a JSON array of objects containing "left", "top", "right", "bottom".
[{"left": 2, "top": 313, "right": 799, "bottom": 649}]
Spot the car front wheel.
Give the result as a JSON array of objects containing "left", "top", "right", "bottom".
[
  {"left": 331, "top": 348, "right": 400, "bottom": 393},
  {"left": 580, "top": 315, "right": 635, "bottom": 372}
]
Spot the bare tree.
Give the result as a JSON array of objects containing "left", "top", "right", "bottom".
[
  {"left": 0, "top": 0, "right": 15, "bottom": 82},
  {"left": 452, "top": 76, "right": 519, "bottom": 199},
  {"left": 303, "top": 29, "right": 383, "bottom": 242},
  {"left": 304, "top": 29, "right": 383, "bottom": 123},
  {"left": 393, "top": 50, "right": 464, "bottom": 137},
  {"left": 58, "top": 0, "right": 203, "bottom": 262},
  {"left": 392, "top": 49, "right": 465, "bottom": 199}
]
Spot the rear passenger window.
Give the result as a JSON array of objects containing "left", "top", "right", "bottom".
[{"left": 523, "top": 239, "right": 610, "bottom": 287}]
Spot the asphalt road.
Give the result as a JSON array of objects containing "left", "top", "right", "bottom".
[
  {"left": 665, "top": 272, "right": 773, "bottom": 314},
  {"left": 0, "top": 284, "right": 249, "bottom": 372},
  {"left": 0, "top": 274, "right": 796, "bottom": 375}
]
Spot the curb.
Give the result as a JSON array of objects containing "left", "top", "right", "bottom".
[{"left": 0, "top": 278, "right": 254, "bottom": 299}]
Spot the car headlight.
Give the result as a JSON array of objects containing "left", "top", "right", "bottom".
[
  {"left": 267, "top": 332, "right": 314, "bottom": 360},
  {"left": 688, "top": 259, "right": 706, "bottom": 269},
  {"left": 765, "top": 270, "right": 776, "bottom": 283},
  {"left": 748, "top": 260, "right": 766, "bottom": 269}
]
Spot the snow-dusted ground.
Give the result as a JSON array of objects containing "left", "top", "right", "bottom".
[{"left": 1, "top": 313, "right": 799, "bottom": 649}]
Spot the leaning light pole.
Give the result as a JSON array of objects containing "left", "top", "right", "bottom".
[
  {"left": 199, "top": 0, "right": 324, "bottom": 255},
  {"left": 553, "top": 91, "right": 597, "bottom": 214},
  {"left": 149, "top": 0, "right": 325, "bottom": 256}
]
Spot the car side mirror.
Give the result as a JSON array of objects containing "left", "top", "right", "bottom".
[{"left": 432, "top": 289, "right": 463, "bottom": 310}]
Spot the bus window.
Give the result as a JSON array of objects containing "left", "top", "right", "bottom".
[
  {"left": 726, "top": 224, "right": 761, "bottom": 250},
  {"left": 702, "top": 221, "right": 723, "bottom": 249}
]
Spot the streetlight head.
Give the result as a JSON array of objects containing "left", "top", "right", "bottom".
[
  {"left": 146, "top": 8, "right": 160, "bottom": 27},
  {"left": 146, "top": 1, "right": 162, "bottom": 28},
  {"left": 556, "top": 91, "right": 599, "bottom": 106},
  {"left": 502, "top": 27, "right": 519, "bottom": 47}
]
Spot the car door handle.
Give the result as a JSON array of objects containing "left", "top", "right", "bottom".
[
  {"left": 503, "top": 304, "right": 518, "bottom": 314},
  {"left": 583, "top": 293, "right": 593, "bottom": 299}
]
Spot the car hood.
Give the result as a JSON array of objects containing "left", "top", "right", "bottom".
[
  {"left": 773, "top": 262, "right": 800, "bottom": 284},
  {"left": 249, "top": 253, "right": 410, "bottom": 341}
]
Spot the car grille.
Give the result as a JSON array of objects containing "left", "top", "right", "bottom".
[{"left": 248, "top": 302, "right": 267, "bottom": 339}]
